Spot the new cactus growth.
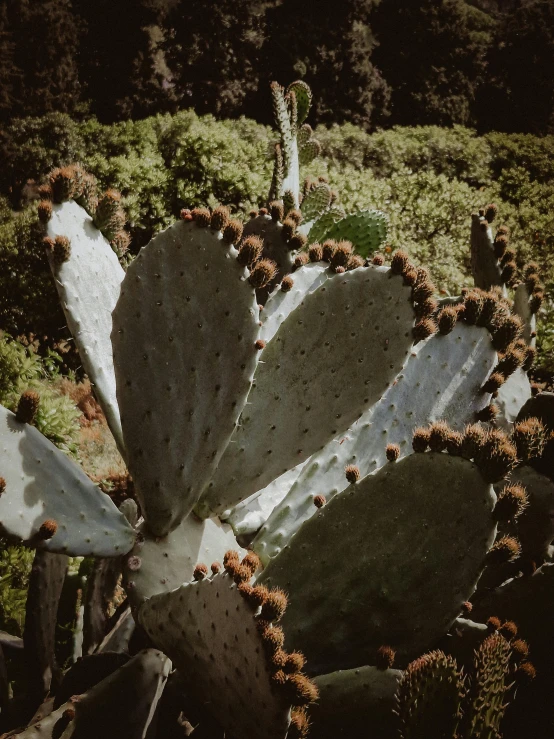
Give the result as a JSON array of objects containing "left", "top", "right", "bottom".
[{"left": 1, "top": 80, "right": 551, "bottom": 739}]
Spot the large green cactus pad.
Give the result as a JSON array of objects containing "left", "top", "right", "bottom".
[
  {"left": 0, "top": 405, "right": 135, "bottom": 556},
  {"left": 197, "top": 266, "right": 416, "bottom": 517},
  {"left": 254, "top": 323, "right": 497, "bottom": 563},
  {"left": 111, "top": 220, "right": 260, "bottom": 536},
  {"left": 259, "top": 453, "right": 497, "bottom": 675},
  {"left": 47, "top": 201, "right": 125, "bottom": 452},
  {"left": 139, "top": 572, "right": 293, "bottom": 739}
]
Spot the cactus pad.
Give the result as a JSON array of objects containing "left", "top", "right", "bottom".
[
  {"left": 0, "top": 405, "right": 135, "bottom": 556},
  {"left": 299, "top": 183, "right": 332, "bottom": 223},
  {"left": 198, "top": 266, "right": 416, "bottom": 517},
  {"left": 255, "top": 322, "right": 497, "bottom": 563},
  {"left": 260, "top": 262, "right": 330, "bottom": 343},
  {"left": 317, "top": 210, "right": 388, "bottom": 257},
  {"left": 496, "top": 367, "right": 532, "bottom": 430},
  {"left": 123, "top": 515, "right": 245, "bottom": 604},
  {"left": 311, "top": 665, "right": 402, "bottom": 739},
  {"left": 259, "top": 453, "right": 497, "bottom": 675},
  {"left": 111, "top": 220, "right": 260, "bottom": 535},
  {"left": 139, "top": 572, "right": 299, "bottom": 739},
  {"left": 47, "top": 201, "right": 125, "bottom": 452}
]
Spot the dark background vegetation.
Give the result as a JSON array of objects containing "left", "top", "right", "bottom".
[{"left": 1, "top": 0, "right": 553, "bottom": 133}]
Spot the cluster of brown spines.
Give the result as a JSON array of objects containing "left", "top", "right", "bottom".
[
  {"left": 15, "top": 390, "right": 40, "bottom": 424},
  {"left": 196, "top": 549, "right": 318, "bottom": 728},
  {"left": 479, "top": 620, "right": 535, "bottom": 688},
  {"left": 303, "top": 238, "right": 366, "bottom": 274},
  {"left": 522, "top": 262, "right": 544, "bottom": 315},
  {"left": 42, "top": 164, "right": 130, "bottom": 256},
  {"left": 390, "top": 250, "right": 439, "bottom": 342},
  {"left": 412, "top": 420, "right": 521, "bottom": 485},
  {"left": 37, "top": 518, "right": 58, "bottom": 540},
  {"left": 44, "top": 235, "right": 71, "bottom": 264}
]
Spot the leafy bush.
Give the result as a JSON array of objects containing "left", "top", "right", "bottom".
[
  {"left": 0, "top": 113, "right": 552, "bottom": 370},
  {"left": 0, "top": 334, "right": 80, "bottom": 453},
  {"left": 0, "top": 542, "right": 35, "bottom": 636}
]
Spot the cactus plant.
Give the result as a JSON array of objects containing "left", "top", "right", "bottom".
[{"left": 0, "top": 80, "right": 550, "bottom": 738}]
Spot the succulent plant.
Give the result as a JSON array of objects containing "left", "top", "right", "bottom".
[{"left": 0, "top": 82, "right": 551, "bottom": 738}]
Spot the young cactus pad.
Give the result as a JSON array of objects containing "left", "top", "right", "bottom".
[
  {"left": 259, "top": 452, "right": 497, "bottom": 675},
  {"left": 111, "top": 219, "right": 261, "bottom": 536},
  {"left": 0, "top": 405, "right": 135, "bottom": 556},
  {"left": 197, "top": 265, "right": 417, "bottom": 518}
]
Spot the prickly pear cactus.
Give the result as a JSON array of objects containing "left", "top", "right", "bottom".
[{"left": 0, "top": 80, "right": 549, "bottom": 739}]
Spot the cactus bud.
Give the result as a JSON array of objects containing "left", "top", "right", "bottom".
[
  {"left": 482, "top": 372, "right": 506, "bottom": 394},
  {"left": 294, "top": 253, "right": 309, "bottom": 269},
  {"left": 501, "top": 261, "right": 517, "bottom": 284},
  {"left": 191, "top": 207, "right": 211, "bottom": 227},
  {"left": 376, "top": 646, "right": 396, "bottom": 670},
  {"left": 284, "top": 673, "right": 319, "bottom": 706},
  {"left": 512, "top": 417, "right": 546, "bottom": 462},
  {"left": 412, "top": 318, "right": 437, "bottom": 343},
  {"left": 193, "top": 563, "right": 208, "bottom": 581},
  {"left": 37, "top": 200, "right": 52, "bottom": 223},
  {"left": 345, "top": 464, "right": 361, "bottom": 483},
  {"left": 38, "top": 519, "right": 58, "bottom": 540},
  {"left": 522, "top": 346, "right": 536, "bottom": 371},
  {"left": 287, "top": 209, "right": 303, "bottom": 226},
  {"left": 390, "top": 250, "right": 410, "bottom": 275},
  {"left": 461, "top": 423, "right": 487, "bottom": 459},
  {"left": 309, "top": 244, "right": 323, "bottom": 262},
  {"left": 281, "top": 218, "right": 297, "bottom": 241},
  {"left": 52, "top": 235, "right": 71, "bottom": 264},
  {"left": 493, "top": 234, "right": 508, "bottom": 259},
  {"left": 237, "top": 236, "right": 263, "bottom": 268},
  {"left": 386, "top": 443, "right": 400, "bottom": 462},
  {"left": 487, "top": 616, "right": 501, "bottom": 632},
  {"left": 255, "top": 339, "right": 266, "bottom": 350},
  {"left": 486, "top": 536, "right": 521, "bottom": 565},
  {"left": 372, "top": 253, "right": 385, "bottom": 266},
  {"left": 412, "top": 427, "right": 430, "bottom": 453},
  {"left": 210, "top": 205, "right": 230, "bottom": 232},
  {"left": 281, "top": 275, "right": 294, "bottom": 292},
  {"left": 313, "top": 494, "right": 326, "bottom": 508},
  {"left": 222, "top": 219, "right": 243, "bottom": 245},
  {"left": 0, "top": 478, "right": 5, "bottom": 495},
  {"left": 330, "top": 241, "right": 353, "bottom": 269},
  {"left": 491, "top": 316, "right": 523, "bottom": 352},
  {"left": 460, "top": 601, "right": 473, "bottom": 616},
  {"left": 437, "top": 306, "right": 459, "bottom": 334},
  {"left": 347, "top": 255, "right": 364, "bottom": 270},
  {"left": 485, "top": 204, "right": 498, "bottom": 223},
  {"left": 516, "top": 661, "right": 536, "bottom": 682},
  {"left": 288, "top": 708, "right": 310, "bottom": 739},
  {"left": 180, "top": 209, "right": 193, "bottom": 221},
  {"left": 511, "top": 639, "right": 529, "bottom": 661},
  {"left": 270, "top": 201, "right": 284, "bottom": 222},
  {"left": 493, "top": 484, "right": 528, "bottom": 521},
  {"left": 322, "top": 240, "right": 337, "bottom": 262},
  {"left": 289, "top": 233, "right": 307, "bottom": 251},
  {"left": 16, "top": 390, "right": 40, "bottom": 424},
  {"left": 242, "top": 551, "right": 261, "bottom": 574},
  {"left": 499, "top": 621, "right": 518, "bottom": 640},
  {"left": 211, "top": 562, "right": 221, "bottom": 575},
  {"left": 261, "top": 588, "right": 288, "bottom": 621}
]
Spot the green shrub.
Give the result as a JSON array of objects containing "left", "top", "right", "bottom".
[{"left": 0, "top": 543, "right": 35, "bottom": 637}]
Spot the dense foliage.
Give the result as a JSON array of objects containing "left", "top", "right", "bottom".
[
  {"left": 1, "top": 0, "right": 553, "bottom": 133},
  {"left": 0, "top": 112, "right": 552, "bottom": 370}
]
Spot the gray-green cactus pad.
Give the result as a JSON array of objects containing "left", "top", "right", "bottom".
[
  {"left": 198, "top": 266, "right": 415, "bottom": 517},
  {"left": 260, "top": 262, "right": 330, "bottom": 343},
  {"left": 222, "top": 462, "right": 307, "bottom": 537},
  {"left": 47, "top": 201, "right": 125, "bottom": 452},
  {"left": 259, "top": 453, "right": 497, "bottom": 675},
  {"left": 319, "top": 210, "right": 388, "bottom": 257},
  {"left": 139, "top": 573, "right": 292, "bottom": 739},
  {"left": 254, "top": 323, "right": 496, "bottom": 563},
  {"left": 123, "top": 514, "right": 245, "bottom": 604},
  {"left": 311, "top": 666, "right": 402, "bottom": 739},
  {"left": 495, "top": 367, "right": 531, "bottom": 431},
  {"left": 111, "top": 220, "right": 260, "bottom": 536},
  {"left": 0, "top": 404, "right": 135, "bottom": 556}
]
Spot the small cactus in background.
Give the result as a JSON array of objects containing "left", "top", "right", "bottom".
[{"left": 0, "top": 80, "right": 551, "bottom": 739}]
